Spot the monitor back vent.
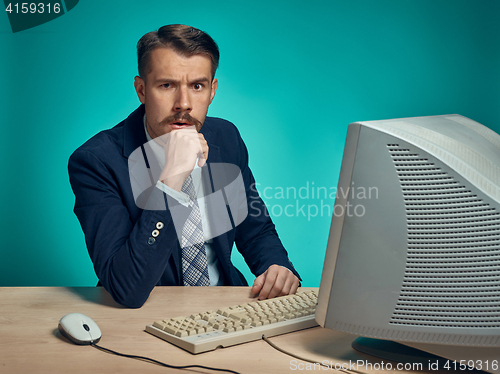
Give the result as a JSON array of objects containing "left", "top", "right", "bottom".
[{"left": 387, "top": 144, "right": 500, "bottom": 329}]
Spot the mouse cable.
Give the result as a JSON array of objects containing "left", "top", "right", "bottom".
[
  {"left": 261, "top": 335, "right": 365, "bottom": 374},
  {"left": 90, "top": 342, "right": 241, "bottom": 374}
]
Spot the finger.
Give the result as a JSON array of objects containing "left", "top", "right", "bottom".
[
  {"left": 251, "top": 271, "right": 267, "bottom": 295},
  {"left": 197, "top": 133, "right": 207, "bottom": 144},
  {"left": 266, "top": 268, "right": 289, "bottom": 299},
  {"left": 281, "top": 271, "right": 300, "bottom": 296},
  {"left": 257, "top": 266, "right": 280, "bottom": 300},
  {"left": 279, "top": 273, "right": 294, "bottom": 296},
  {"left": 184, "top": 125, "right": 198, "bottom": 133},
  {"left": 289, "top": 275, "right": 300, "bottom": 295},
  {"left": 198, "top": 142, "right": 209, "bottom": 167},
  {"left": 203, "top": 143, "right": 209, "bottom": 162}
]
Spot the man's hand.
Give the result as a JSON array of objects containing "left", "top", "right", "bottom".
[
  {"left": 158, "top": 126, "right": 209, "bottom": 191},
  {"left": 251, "top": 265, "right": 300, "bottom": 300}
]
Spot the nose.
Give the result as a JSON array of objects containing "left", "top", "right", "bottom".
[{"left": 174, "top": 86, "right": 192, "bottom": 112}]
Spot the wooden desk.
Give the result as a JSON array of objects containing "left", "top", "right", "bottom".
[{"left": 0, "top": 287, "right": 442, "bottom": 373}]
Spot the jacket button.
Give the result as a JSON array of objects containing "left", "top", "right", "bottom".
[
  {"left": 156, "top": 222, "right": 164, "bottom": 230},
  {"left": 152, "top": 229, "right": 159, "bottom": 237},
  {"left": 148, "top": 237, "right": 155, "bottom": 245}
]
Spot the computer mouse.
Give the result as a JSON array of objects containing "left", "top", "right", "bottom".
[{"left": 58, "top": 313, "right": 102, "bottom": 345}]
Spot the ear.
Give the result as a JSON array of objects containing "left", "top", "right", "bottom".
[
  {"left": 134, "top": 76, "right": 146, "bottom": 104},
  {"left": 209, "top": 78, "right": 218, "bottom": 104}
]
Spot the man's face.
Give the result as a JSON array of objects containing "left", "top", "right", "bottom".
[{"left": 134, "top": 47, "right": 218, "bottom": 138}]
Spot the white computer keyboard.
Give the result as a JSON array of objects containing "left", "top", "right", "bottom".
[{"left": 145, "top": 290, "right": 319, "bottom": 354}]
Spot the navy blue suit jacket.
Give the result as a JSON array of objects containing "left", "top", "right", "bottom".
[{"left": 68, "top": 105, "right": 299, "bottom": 308}]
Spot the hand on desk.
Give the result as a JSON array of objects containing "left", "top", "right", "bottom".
[{"left": 251, "top": 265, "right": 300, "bottom": 300}]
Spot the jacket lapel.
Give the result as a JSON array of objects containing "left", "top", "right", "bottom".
[
  {"left": 123, "top": 105, "right": 147, "bottom": 159},
  {"left": 200, "top": 124, "right": 236, "bottom": 283}
]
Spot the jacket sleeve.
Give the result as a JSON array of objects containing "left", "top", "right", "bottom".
[{"left": 68, "top": 149, "right": 187, "bottom": 308}]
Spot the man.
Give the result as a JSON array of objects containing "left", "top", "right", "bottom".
[{"left": 68, "top": 24, "right": 300, "bottom": 308}]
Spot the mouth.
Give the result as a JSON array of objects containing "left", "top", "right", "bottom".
[
  {"left": 169, "top": 121, "right": 194, "bottom": 129},
  {"left": 159, "top": 114, "right": 203, "bottom": 132}
]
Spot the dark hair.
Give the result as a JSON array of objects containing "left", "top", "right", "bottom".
[{"left": 137, "top": 24, "right": 219, "bottom": 80}]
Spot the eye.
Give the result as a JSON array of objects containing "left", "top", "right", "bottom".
[
  {"left": 193, "top": 83, "right": 204, "bottom": 91},
  {"left": 161, "top": 83, "right": 171, "bottom": 89}
]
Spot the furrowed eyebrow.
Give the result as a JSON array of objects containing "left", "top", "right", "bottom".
[
  {"left": 189, "top": 77, "right": 210, "bottom": 85},
  {"left": 154, "top": 78, "right": 179, "bottom": 84},
  {"left": 154, "top": 77, "right": 211, "bottom": 85}
]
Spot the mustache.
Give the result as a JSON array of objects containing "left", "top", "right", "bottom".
[{"left": 159, "top": 113, "right": 203, "bottom": 131}]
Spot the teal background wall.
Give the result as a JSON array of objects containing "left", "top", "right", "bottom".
[{"left": 1, "top": 0, "right": 499, "bottom": 288}]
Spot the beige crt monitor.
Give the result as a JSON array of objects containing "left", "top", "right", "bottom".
[{"left": 316, "top": 114, "right": 500, "bottom": 373}]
